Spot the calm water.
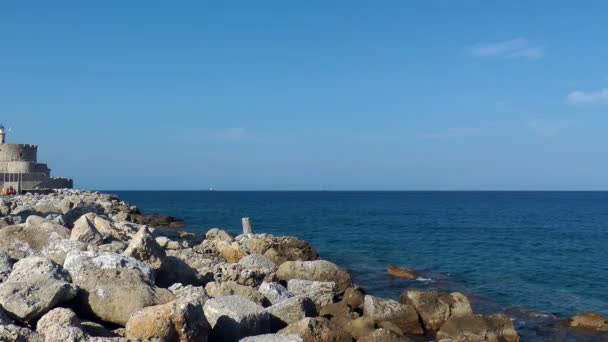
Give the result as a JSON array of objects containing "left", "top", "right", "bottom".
[{"left": 109, "top": 191, "right": 608, "bottom": 321}]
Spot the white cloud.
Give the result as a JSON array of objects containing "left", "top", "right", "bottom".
[
  {"left": 468, "top": 37, "right": 544, "bottom": 61},
  {"left": 419, "top": 127, "right": 482, "bottom": 139},
  {"left": 566, "top": 88, "right": 608, "bottom": 105}
]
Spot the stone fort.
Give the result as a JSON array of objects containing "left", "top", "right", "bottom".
[{"left": 0, "top": 126, "right": 72, "bottom": 191}]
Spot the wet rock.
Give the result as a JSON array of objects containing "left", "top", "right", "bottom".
[
  {"left": 363, "top": 295, "right": 423, "bottom": 335},
  {"left": 70, "top": 214, "right": 104, "bottom": 246},
  {"left": 277, "top": 317, "right": 351, "bottom": 342},
  {"left": 401, "top": 290, "right": 472, "bottom": 331},
  {"left": 123, "top": 226, "right": 166, "bottom": 271},
  {"left": 259, "top": 281, "right": 294, "bottom": 305},
  {"left": 568, "top": 312, "right": 608, "bottom": 333},
  {"left": 205, "top": 281, "right": 267, "bottom": 305},
  {"left": 287, "top": 279, "right": 337, "bottom": 310},
  {"left": 64, "top": 251, "right": 174, "bottom": 325},
  {"left": 267, "top": 296, "right": 317, "bottom": 327},
  {"left": 277, "top": 260, "right": 352, "bottom": 292},
  {"left": 0, "top": 256, "right": 76, "bottom": 322},
  {"left": 387, "top": 265, "right": 416, "bottom": 280},
  {"left": 436, "top": 314, "right": 520, "bottom": 342},
  {"left": 203, "top": 295, "right": 272, "bottom": 341}
]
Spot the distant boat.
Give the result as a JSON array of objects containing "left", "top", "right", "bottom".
[{"left": 208, "top": 188, "right": 215, "bottom": 192}]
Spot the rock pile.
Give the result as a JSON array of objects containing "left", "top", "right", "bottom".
[{"left": 0, "top": 189, "right": 528, "bottom": 341}]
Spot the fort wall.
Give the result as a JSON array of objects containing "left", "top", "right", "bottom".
[{"left": 0, "top": 144, "right": 38, "bottom": 162}]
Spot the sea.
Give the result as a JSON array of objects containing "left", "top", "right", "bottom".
[{"left": 109, "top": 191, "right": 608, "bottom": 341}]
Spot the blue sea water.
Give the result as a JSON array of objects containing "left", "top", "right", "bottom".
[{"left": 110, "top": 191, "right": 608, "bottom": 322}]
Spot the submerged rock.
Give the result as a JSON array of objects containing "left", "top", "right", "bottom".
[
  {"left": 436, "top": 314, "right": 520, "bottom": 342},
  {"left": 387, "top": 265, "right": 416, "bottom": 279},
  {"left": 0, "top": 256, "right": 76, "bottom": 322},
  {"left": 568, "top": 312, "right": 608, "bottom": 333}
]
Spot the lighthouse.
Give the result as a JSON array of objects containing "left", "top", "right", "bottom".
[{"left": 0, "top": 125, "right": 5, "bottom": 144}]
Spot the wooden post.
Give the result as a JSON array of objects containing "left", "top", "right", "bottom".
[{"left": 242, "top": 217, "right": 253, "bottom": 234}]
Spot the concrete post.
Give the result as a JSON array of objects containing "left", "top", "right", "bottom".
[{"left": 242, "top": 217, "right": 253, "bottom": 234}]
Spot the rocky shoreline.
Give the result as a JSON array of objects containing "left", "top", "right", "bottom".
[{"left": 0, "top": 189, "right": 605, "bottom": 341}]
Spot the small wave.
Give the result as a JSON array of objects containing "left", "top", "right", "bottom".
[{"left": 416, "top": 276, "right": 434, "bottom": 282}]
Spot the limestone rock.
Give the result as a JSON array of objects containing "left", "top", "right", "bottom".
[
  {"left": 277, "top": 317, "right": 351, "bottom": 342},
  {"left": 0, "top": 251, "right": 12, "bottom": 283},
  {"left": 0, "top": 256, "right": 76, "bottom": 322},
  {"left": 259, "top": 281, "right": 294, "bottom": 305},
  {"left": 568, "top": 312, "right": 608, "bottom": 333},
  {"left": 92, "top": 241, "right": 128, "bottom": 254},
  {"left": 0, "top": 324, "right": 43, "bottom": 342},
  {"left": 402, "top": 290, "right": 473, "bottom": 331},
  {"left": 277, "top": 260, "right": 352, "bottom": 292},
  {"left": 203, "top": 295, "right": 272, "bottom": 341},
  {"left": 123, "top": 226, "right": 166, "bottom": 271},
  {"left": 287, "top": 279, "right": 337, "bottom": 310},
  {"left": 363, "top": 295, "right": 423, "bottom": 335},
  {"left": 240, "top": 334, "right": 303, "bottom": 342},
  {"left": 205, "top": 281, "right": 267, "bottom": 305},
  {"left": 266, "top": 296, "right": 317, "bottom": 327},
  {"left": 214, "top": 262, "right": 273, "bottom": 287},
  {"left": 236, "top": 234, "right": 319, "bottom": 265},
  {"left": 0, "top": 220, "right": 70, "bottom": 259},
  {"left": 238, "top": 253, "right": 278, "bottom": 279},
  {"left": 70, "top": 214, "right": 104, "bottom": 246},
  {"left": 217, "top": 241, "right": 247, "bottom": 263},
  {"left": 36, "top": 307, "right": 88, "bottom": 342},
  {"left": 358, "top": 328, "right": 412, "bottom": 342},
  {"left": 387, "top": 265, "right": 416, "bottom": 279},
  {"left": 436, "top": 314, "right": 520, "bottom": 342},
  {"left": 319, "top": 302, "right": 351, "bottom": 319},
  {"left": 206, "top": 228, "right": 234, "bottom": 243},
  {"left": 64, "top": 251, "right": 173, "bottom": 325},
  {"left": 125, "top": 297, "right": 210, "bottom": 342},
  {"left": 342, "top": 286, "right": 365, "bottom": 310},
  {"left": 41, "top": 235, "right": 88, "bottom": 265}
]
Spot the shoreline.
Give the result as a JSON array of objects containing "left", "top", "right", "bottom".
[{"left": 0, "top": 189, "right": 605, "bottom": 341}]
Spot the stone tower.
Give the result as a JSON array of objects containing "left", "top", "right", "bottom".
[{"left": 0, "top": 126, "right": 72, "bottom": 191}]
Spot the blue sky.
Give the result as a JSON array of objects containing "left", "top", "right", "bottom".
[{"left": 1, "top": 1, "right": 607, "bottom": 190}]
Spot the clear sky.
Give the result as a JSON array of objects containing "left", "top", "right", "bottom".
[{"left": 1, "top": 1, "right": 607, "bottom": 190}]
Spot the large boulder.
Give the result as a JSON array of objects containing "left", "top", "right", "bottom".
[
  {"left": 436, "top": 314, "right": 520, "bottom": 342},
  {"left": 236, "top": 234, "right": 319, "bottom": 265},
  {"left": 205, "top": 281, "right": 267, "bottom": 305},
  {"left": 363, "top": 295, "right": 423, "bottom": 335},
  {"left": 259, "top": 282, "right": 294, "bottom": 305},
  {"left": 64, "top": 251, "right": 174, "bottom": 325},
  {"left": 238, "top": 253, "right": 279, "bottom": 278},
  {"left": 401, "top": 290, "right": 472, "bottom": 331},
  {"left": 568, "top": 312, "right": 608, "bottom": 333},
  {"left": 214, "top": 262, "right": 274, "bottom": 287},
  {"left": 70, "top": 214, "right": 104, "bottom": 246},
  {"left": 358, "top": 328, "right": 412, "bottom": 342},
  {"left": 36, "top": 308, "right": 88, "bottom": 342},
  {"left": 277, "top": 317, "right": 351, "bottom": 342},
  {"left": 125, "top": 296, "right": 210, "bottom": 342},
  {"left": 203, "top": 295, "right": 272, "bottom": 341},
  {"left": 277, "top": 260, "right": 352, "bottom": 292},
  {"left": 287, "top": 279, "right": 337, "bottom": 310},
  {"left": 216, "top": 241, "right": 247, "bottom": 263},
  {"left": 0, "top": 218, "right": 70, "bottom": 259},
  {"left": 41, "top": 235, "right": 88, "bottom": 265},
  {"left": 266, "top": 296, "right": 317, "bottom": 328},
  {"left": 123, "top": 226, "right": 166, "bottom": 271},
  {"left": 0, "top": 257, "right": 77, "bottom": 322}
]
